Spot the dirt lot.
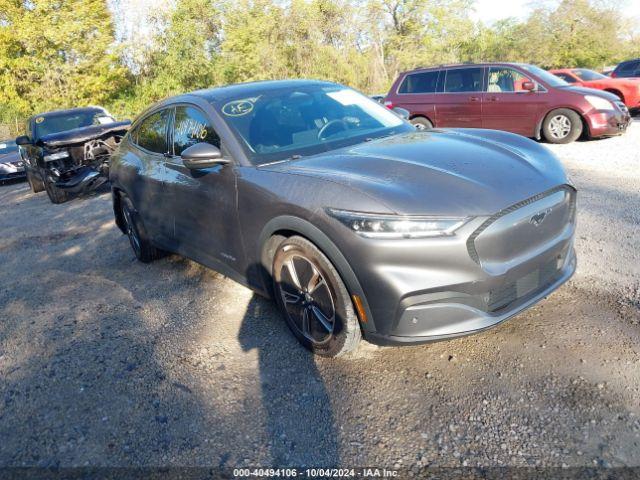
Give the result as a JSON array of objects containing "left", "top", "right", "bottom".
[{"left": 1, "top": 122, "right": 639, "bottom": 471}]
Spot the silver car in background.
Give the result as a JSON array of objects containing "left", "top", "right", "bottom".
[{"left": 110, "top": 80, "right": 576, "bottom": 357}]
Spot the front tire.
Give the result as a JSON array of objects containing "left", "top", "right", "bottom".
[
  {"left": 120, "top": 195, "right": 162, "bottom": 263},
  {"left": 26, "top": 170, "right": 45, "bottom": 193},
  {"left": 542, "top": 109, "right": 583, "bottom": 144},
  {"left": 272, "top": 236, "right": 361, "bottom": 357},
  {"left": 42, "top": 171, "right": 70, "bottom": 204}
]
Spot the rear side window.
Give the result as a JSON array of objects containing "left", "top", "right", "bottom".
[
  {"left": 444, "top": 68, "right": 484, "bottom": 93},
  {"left": 553, "top": 72, "right": 577, "bottom": 83},
  {"left": 398, "top": 71, "right": 439, "bottom": 94},
  {"left": 136, "top": 110, "right": 170, "bottom": 154},
  {"left": 173, "top": 106, "right": 221, "bottom": 156}
]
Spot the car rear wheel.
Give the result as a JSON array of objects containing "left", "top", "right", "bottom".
[
  {"left": 542, "top": 109, "right": 583, "bottom": 144},
  {"left": 42, "top": 171, "right": 70, "bottom": 204},
  {"left": 26, "top": 170, "right": 45, "bottom": 193},
  {"left": 120, "top": 195, "right": 162, "bottom": 263},
  {"left": 410, "top": 116, "right": 433, "bottom": 130},
  {"left": 272, "top": 236, "right": 361, "bottom": 357}
]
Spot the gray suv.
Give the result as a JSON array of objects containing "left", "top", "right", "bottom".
[{"left": 110, "top": 80, "right": 577, "bottom": 357}]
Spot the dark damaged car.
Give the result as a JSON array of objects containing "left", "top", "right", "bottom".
[{"left": 16, "top": 107, "right": 130, "bottom": 203}]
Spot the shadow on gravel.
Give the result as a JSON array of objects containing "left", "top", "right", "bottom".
[{"left": 238, "top": 295, "right": 341, "bottom": 466}]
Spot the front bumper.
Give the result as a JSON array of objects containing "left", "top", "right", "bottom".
[
  {"left": 585, "top": 105, "right": 631, "bottom": 137},
  {"left": 342, "top": 186, "right": 577, "bottom": 346},
  {"left": 365, "top": 248, "right": 575, "bottom": 345}
]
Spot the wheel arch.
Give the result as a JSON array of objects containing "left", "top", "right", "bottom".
[
  {"left": 603, "top": 88, "right": 624, "bottom": 102},
  {"left": 258, "top": 216, "right": 376, "bottom": 333},
  {"left": 111, "top": 186, "right": 127, "bottom": 234}
]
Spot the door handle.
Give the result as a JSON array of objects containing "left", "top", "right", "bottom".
[
  {"left": 488, "top": 96, "right": 499, "bottom": 102},
  {"left": 469, "top": 96, "right": 480, "bottom": 102}
]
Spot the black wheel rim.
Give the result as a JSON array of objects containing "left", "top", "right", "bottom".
[
  {"left": 278, "top": 254, "right": 335, "bottom": 345},
  {"left": 122, "top": 206, "right": 142, "bottom": 257}
]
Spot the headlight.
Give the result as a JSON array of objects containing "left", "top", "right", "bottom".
[
  {"left": 327, "top": 208, "right": 470, "bottom": 239},
  {"left": 43, "top": 151, "right": 70, "bottom": 162},
  {"left": 585, "top": 95, "right": 614, "bottom": 111}
]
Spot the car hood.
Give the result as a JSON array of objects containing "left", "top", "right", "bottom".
[
  {"left": 265, "top": 130, "right": 569, "bottom": 216},
  {"left": 36, "top": 121, "right": 131, "bottom": 149},
  {"left": 558, "top": 85, "right": 620, "bottom": 101}
]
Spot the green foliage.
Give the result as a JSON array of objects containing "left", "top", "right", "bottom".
[
  {"left": 1, "top": 0, "right": 638, "bottom": 128},
  {"left": 0, "top": 0, "right": 127, "bottom": 123}
]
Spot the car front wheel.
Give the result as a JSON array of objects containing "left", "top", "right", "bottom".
[
  {"left": 272, "top": 235, "right": 361, "bottom": 357},
  {"left": 542, "top": 109, "right": 583, "bottom": 144},
  {"left": 26, "top": 170, "right": 45, "bottom": 193}
]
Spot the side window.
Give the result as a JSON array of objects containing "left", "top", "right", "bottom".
[
  {"left": 486, "top": 67, "right": 533, "bottom": 92},
  {"left": 173, "top": 106, "right": 221, "bottom": 156},
  {"left": 443, "top": 68, "right": 484, "bottom": 93},
  {"left": 398, "top": 71, "right": 439, "bottom": 94},
  {"left": 618, "top": 61, "right": 639, "bottom": 75},
  {"left": 554, "top": 72, "right": 576, "bottom": 83},
  {"left": 136, "top": 110, "right": 170, "bottom": 154}
]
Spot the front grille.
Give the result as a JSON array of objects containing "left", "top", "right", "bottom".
[
  {"left": 487, "top": 258, "right": 561, "bottom": 312},
  {"left": 467, "top": 185, "right": 576, "bottom": 265}
]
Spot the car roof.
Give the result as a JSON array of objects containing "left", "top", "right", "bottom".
[
  {"left": 28, "top": 106, "right": 107, "bottom": 121},
  {"left": 400, "top": 62, "right": 531, "bottom": 75},
  {"left": 168, "top": 79, "right": 338, "bottom": 104}
]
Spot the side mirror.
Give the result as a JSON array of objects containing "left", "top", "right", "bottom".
[
  {"left": 181, "top": 142, "right": 228, "bottom": 169},
  {"left": 522, "top": 81, "right": 536, "bottom": 92},
  {"left": 392, "top": 107, "right": 410, "bottom": 120},
  {"left": 15, "top": 135, "right": 31, "bottom": 146}
]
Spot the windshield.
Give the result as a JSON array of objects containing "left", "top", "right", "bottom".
[
  {"left": 0, "top": 140, "right": 17, "bottom": 155},
  {"left": 521, "top": 64, "right": 569, "bottom": 87},
  {"left": 210, "top": 85, "right": 412, "bottom": 165},
  {"left": 33, "top": 110, "right": 114, "bottom": 138},
  {"left": 572, "top": 69, "right": 607, "bottom": 81}
]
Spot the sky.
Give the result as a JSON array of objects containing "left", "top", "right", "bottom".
[{"left": 472, "top": 0, "right": 640, "bottom": 25}]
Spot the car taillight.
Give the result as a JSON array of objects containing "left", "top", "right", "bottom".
[
  {"left": 384, "top": 101, "right": 394, "bottom": 109},
  {"left": 611, "top": 72, "right": 617, "bottom": 78}
]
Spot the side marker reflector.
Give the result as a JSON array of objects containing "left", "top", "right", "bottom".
[{"left": 351, "top": 294, "right": 368, "bottom": 323}]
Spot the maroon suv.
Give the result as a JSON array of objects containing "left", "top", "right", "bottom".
[{"left": 385, "top": 62, "right": 631, "bottom": 144}]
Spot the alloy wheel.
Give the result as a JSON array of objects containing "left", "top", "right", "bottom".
[
  {"left": 548, "top": 115, "right": 572, "bottom": 139},
  {"left": 278, "top": 254, "right": 336, "bottom": 345}
]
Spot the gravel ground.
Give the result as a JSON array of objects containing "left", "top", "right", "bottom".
[{"left": 0, "top": 121, "right": 639, "bottom": 471}]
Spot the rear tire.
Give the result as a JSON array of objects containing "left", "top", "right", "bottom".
[
  {"left": 120, "top": 195, "right": 162, "bottom": 263},
  {"left": 542, "top": 109, "right": 583, "bottom": 144},
  {"left": 42, "top": 171, "right": 70, "bottom": 204},
  {"left": 272, "top": 235, "right": 361, "bottom": 357},
  {"left": 410, "top": 116, "right": 433, "bottom": 130},
  {"left": 26, "top": 170, "right": 45, "bottom": 193}
]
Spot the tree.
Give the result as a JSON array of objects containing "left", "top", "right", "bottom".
[{"left": 0, "top": 0, "right": 127, "bottom": 122}]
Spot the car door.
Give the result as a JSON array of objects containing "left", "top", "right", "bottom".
[
  {"left": 481, "top": 66, "right": 545, "bottom": 137},
  {"left": 435, "top": 67, "right": 484, "bottom": 128},
  {"left": 128, "top": 108, "right": 172, "bottom": 243},
  {"left": 163, "top": 104, "right": 243, "bottom": 269}
]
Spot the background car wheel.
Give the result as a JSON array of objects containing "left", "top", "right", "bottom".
[
  {"left": 272, "top": 235, "right": 361, "bottom": 357},
  {"left": 410, "top": 116, "right": 433, "bottom": 130},
  {"left": 120, "top": 195, "right": 162, "bottom": 263},
  {"left": 542, "top": 109, "right": 583, "bottom": 144},
  {"left": 26, "top": 170, "right": 44, "bottom": 193},
  {"left": 42, "top": 171, "right": 70, "bottom": 204}
]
